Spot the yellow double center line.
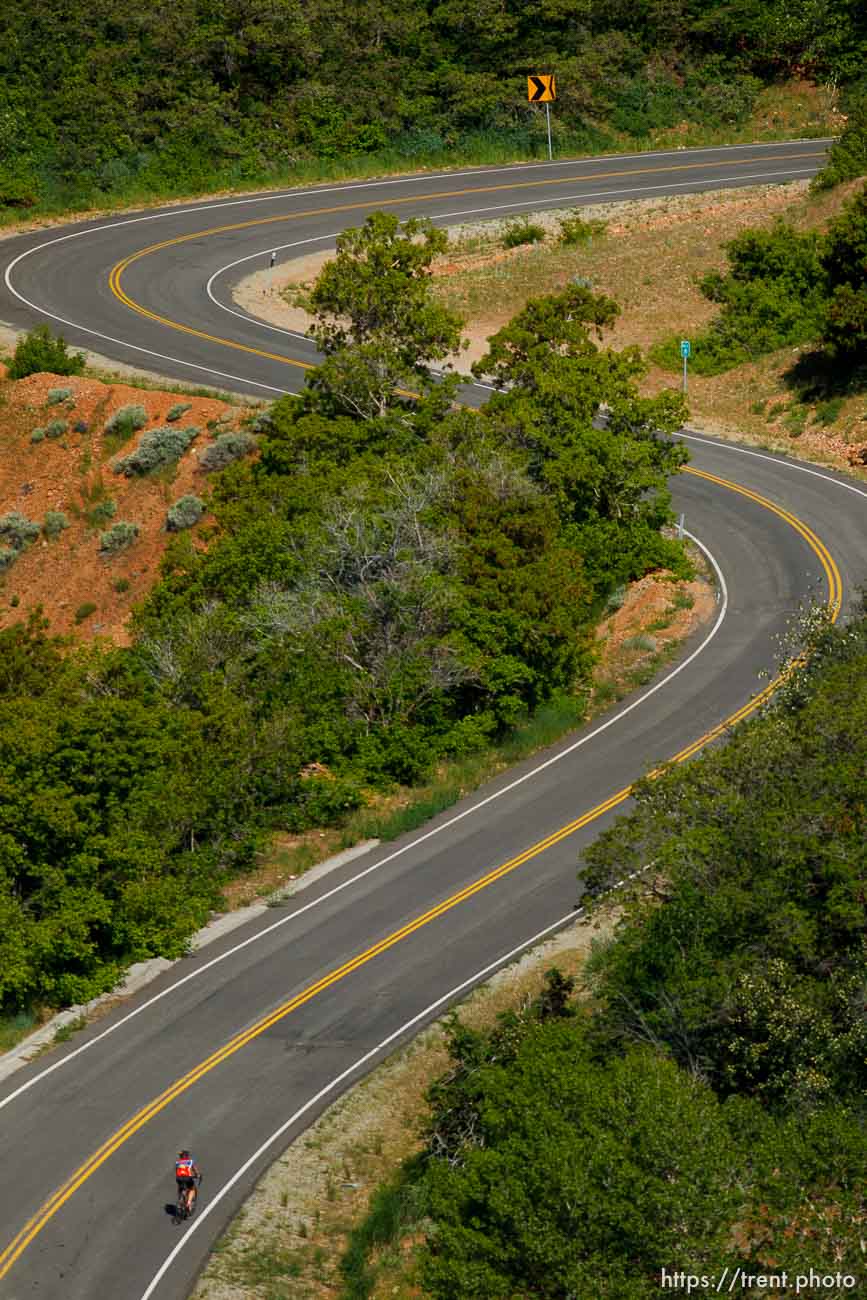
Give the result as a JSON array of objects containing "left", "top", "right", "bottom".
[
  {"left": 2, "top": 155, "right": 839, "bottom": 1280},
  {"left": 107, "top": 149, "right": 824, "bottom": 371},
  {"left": 0, "top": 471, "right": 842, "bottom": 1281}
]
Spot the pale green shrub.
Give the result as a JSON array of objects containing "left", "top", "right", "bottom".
[
  {"left": 99, "top": 521, "right": 139, "bottom": 552},
  {"left": 166, "top": 495, "right": 205, "bottom": 531}
]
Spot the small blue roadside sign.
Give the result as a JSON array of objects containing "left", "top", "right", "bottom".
[{"left": 680, "top": 339, "right": 691, "bottom": 358}]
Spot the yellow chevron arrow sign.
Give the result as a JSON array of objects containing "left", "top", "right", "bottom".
[{"left": 528, "top": 74, "right": 556, "bottom": 102}]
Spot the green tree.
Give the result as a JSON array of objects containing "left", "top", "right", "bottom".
[
  {"left": 475, "top": 283, "right": 689, "bottom": 594},
  {"left": 820, "top": 181, "right": 867, "bottom": 361},
  {"left": 8, "top": 325, "right": 85, "bottom": 380},
  {"left": 301, "top": 212, "right": 466, "bottom": 419}
]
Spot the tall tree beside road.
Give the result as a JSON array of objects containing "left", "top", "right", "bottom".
[
  {"left": 821, "top": 182, "right": 867, "bottom": 363},
  {"left": 475, "top": 283, "right": 689, "bottom": 593},
  {"left": 301, "top": 213, "right": 466, "bottom": 421}
]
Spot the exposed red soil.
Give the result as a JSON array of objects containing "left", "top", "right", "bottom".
[
  {"left": 0, "top": 369, "right": 249, "bottom": 643},
  {"left": 596, "top": 569, "right": 714, "bottom": 660}
]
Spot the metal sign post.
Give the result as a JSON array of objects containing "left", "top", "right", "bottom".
[
  {"left": 680, "top": 338, "right": 691, "bottom": 394},
  {"left": 528, "top": 75, "right": 556, "bottom": 161}
]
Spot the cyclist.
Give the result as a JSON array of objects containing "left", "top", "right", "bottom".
[{"left": 175, "top": 1150, "right": 201, "bottom": 1216}]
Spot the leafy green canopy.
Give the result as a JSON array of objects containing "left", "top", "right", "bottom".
[
  {"left": 2, "top": 0, "right": 866, "bottom": 210},
  {"left": 301, "top": 213, "right": 465, "bottom": 422},
  {"left": 475, "top": 284, "right": 689, "bottom": 593},
  {"left": 583, "top": 600, "right": 867, "bottom": 1108}
]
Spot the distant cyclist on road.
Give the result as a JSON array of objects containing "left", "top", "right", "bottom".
[{"left": 175, "top": 1150, "right": 201, "bottom": 1216}]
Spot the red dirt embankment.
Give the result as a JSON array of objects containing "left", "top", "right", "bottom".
[{"left": 0, "top": 366, "right": 250, "bottom": 643}]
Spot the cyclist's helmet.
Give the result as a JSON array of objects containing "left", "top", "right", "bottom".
[{"left": 179, "top": 1149, "right": 191, "bottom": 1158}]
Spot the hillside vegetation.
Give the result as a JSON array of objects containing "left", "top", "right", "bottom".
[
  {"left": 0, "top": 216, "right": 691, "bottom": 1015},
  {"left": 0, "top": 0, "right": 861, "bottom": 215}
]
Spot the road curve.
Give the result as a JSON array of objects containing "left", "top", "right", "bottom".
[
  {"left": 2, "top": 141, "right": 866, "bottom": 1300},
  {"left": 2, "top": 140, "right": 830, "bottom": 397}
]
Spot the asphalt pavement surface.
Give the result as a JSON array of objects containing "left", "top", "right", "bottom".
[{"left": 2, "top": 140, "right": 866, "bottom": 1300}]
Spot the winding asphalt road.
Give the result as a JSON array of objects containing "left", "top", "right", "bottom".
[{"left": 1, "top": 140, "right": 866, "bottom": 1300}]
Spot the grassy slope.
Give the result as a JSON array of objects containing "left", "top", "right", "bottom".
[{"left": 430, "top": 178, "right": 867, "bottom": 474}]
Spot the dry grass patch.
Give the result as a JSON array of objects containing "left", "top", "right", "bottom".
[{"left": 427, "top": 178, "right": 867, "bottom": 475}]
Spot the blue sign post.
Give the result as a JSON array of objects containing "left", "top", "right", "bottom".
[{"left": 680, "top": 339, "right": 691, "bottom": 394}]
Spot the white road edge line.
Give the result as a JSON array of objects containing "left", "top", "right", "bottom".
[
  {"left": 134, "top": 840, "right": 697, "bottom": 1298},
  {"left": 204, "top": 169, "right": 818, "bottom": 342},
  {"left": 679, "top": 430, "right": 867, "bottom": 501},
  {"left": 4, "top": 169, "right": 817, "bottom": 396},
  {"left": 1, "top": 138, "right": 835, "bottom": 251},
  {"left": 137, "top": 902, "right": 583, "bottom": 1300},
  {"left": 0, "top": 528, "right": 727, "bottom": 1113}
]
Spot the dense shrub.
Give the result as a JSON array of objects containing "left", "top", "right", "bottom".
[
  {"left": 820, "top": 182, "right": 867, "bottom": 360},
  {"left": 0, "top": 547, "right": 16, "bottom": 571},
  {"left": 502, "top": 218, "right": 546, "bottom": 249},
  {"left": 114, "top": 425, "right": 198, "bottom": 476},
  {"left": 99, "top": 520, "right": 139, "bottom": 552},
  {"left": 45, "top": 419, "right": 68, "bottom": 439},
  {"left": 812, "top": 88, "right": 867, "bottom": 190},
  {"left": 86, "top": 498, "right": 116, "bottom": 527},
  {"left": 0, "top": 511, "right": 41, "bottom": 550},
  {"left": 652, "top": 222, "right": 828, "bottom": 374},
  {"left": 284, "top": 773, "right": 366, "bottom": 831},
  {"left": 74, "top": 602, "right": 97, "bottom": 623},
  {"left": 198, "top": 431, "right": 256, "bottom": 472},
  {"left": 165, "top": 402, "right": 192, "bottom": 422},
  {"left": 166, "top": 494, "right": 205, "bottom": 531},
  {"left": 7, "top": 326, "right": 85, "bottom": 380},
  {"left": 103, "top": 404, "right": 147, "bottom": 443},
  {"left": 558, "top": 213, "right": 605, "bottom": 246},
  {"left": 30, "top": 428, "right": 45, "bottom": 444},
  {"left": 42, "top": 510, "right": 68, "bottom": 538},
  {"left": 46, "top": 387, "right": 73, "bottom": 405}
]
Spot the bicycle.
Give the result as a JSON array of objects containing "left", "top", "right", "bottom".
[{"left": 175, "top": 1175, "right": 202, "bottom": 1222}]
